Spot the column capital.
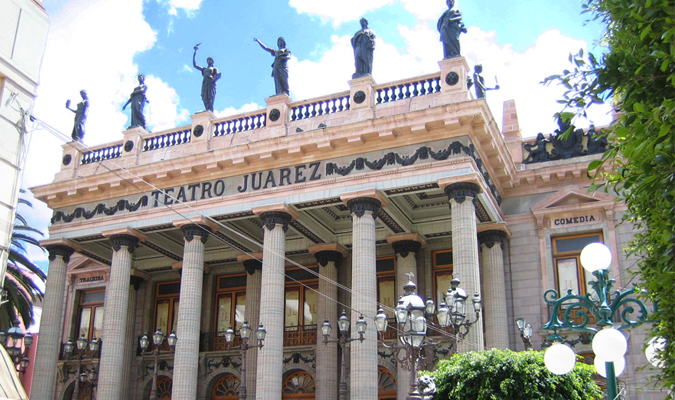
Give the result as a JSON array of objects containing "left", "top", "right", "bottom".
[
  {"left": 478, "top": 230, "right": 508, "bottom": 249},
  {"left": 41, "top": 239, "right": 82, "bottom": 262},
  {"left": 131, "top": 268, "right": 151, "bottom": 281},
  {"left": 308, "top": 243, "right": 349, "bottom": 258},
  {"left": 238, "top": 253, "right": 264, "bottom": 275},
  {"left": 179, "top": 224, "right": 213, "bottom": 244},
  {"left": 341, "top": 189, "right": 387, "bottom": 219},
  {"left": 386, "top": 233, "right": 426, "bottom": 258},
  {"left": 252, "top": 203, "right": 299, "bottom": 219},
  {"left": 443, "top": 181, "right": 481, "bottom": 204},
  {"left": 339, "top": 189, "right": 388, "bottom": 208},
  {"left": 102, "top": 227, "right": 148, "bottom": 242}
]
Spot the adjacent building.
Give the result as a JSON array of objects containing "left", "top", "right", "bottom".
[{"left": 30, "top": 57, "right": 665, "bottom": 399}]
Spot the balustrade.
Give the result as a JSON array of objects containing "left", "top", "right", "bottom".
[
  {"left": 81, "top": 144, "right": 123, "bottom": 165},
  {"left": 214, "top": 112, "right": 267, "bottom": 136},
  {"left": 290, "top": 94, "right": 350, "bottom": 121},
  {"left": 142, "top": 127, "right": 192, "bottom": 152},
  {"left": 376, "top": 75, "right": 441, "bottom": 104}
]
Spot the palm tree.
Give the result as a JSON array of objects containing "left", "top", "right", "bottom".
[{"left": 1, "top": 192, "right": 47, "bottom": 330}]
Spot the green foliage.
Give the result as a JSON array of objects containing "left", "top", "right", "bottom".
[
  {"left": 2, "top": 193, "right": 47, "bottom": 330},
  {"left": 542, "top": 0, "right": 675, "bottom": 393},
  {"left": 425, "top": 349, "right": 602, "bottom": 400}
]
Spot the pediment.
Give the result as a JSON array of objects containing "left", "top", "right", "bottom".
[{"left": 531, "top": 186, "right": 615, "bottom": 213}]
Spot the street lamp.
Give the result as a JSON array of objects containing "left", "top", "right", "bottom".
[
  {"left": 375, "top": 274, "right": 481, "bottom": 400},
  {"left": 140, "top": 328, "right": 177, "bottom": 400},
  {"left": 64, "top": 334, "right": 100, "bottom": 399},
  {"left": 542, "top": 242, "right": 651, "bottom": 400},
  {"left": 322, "top": 310, "right": 367, "bottom": 400},
  {"left": 515, "top": 317, "right": 534, "bottom": 350},
  {"left": 223, "top": 321, "right": 266, "bottom": 400},
  {"left": 0, "top": 320, "right": 33, "bottom": 373}
]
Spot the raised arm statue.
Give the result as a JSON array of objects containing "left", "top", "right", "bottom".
[
  {"left": 472, "top": 65, "right": 500, "bottom": 99},
  {"left": 122, "top": 74, "right": 148, "bottom": 130},
  {"left": 65, "top": 90, "right": 88, "bottom": 142},
  {"left": 351, "top": 18, "right": 376, "bottom": 79},
  {"left": 254, "top": 37, "right": 291, "bottom": 96},
  {"left": 437, "top": 0, "right": 467, "bottom": 59},
  {"left": 193, "top": 43, "right": 221, "bottom": 112}
]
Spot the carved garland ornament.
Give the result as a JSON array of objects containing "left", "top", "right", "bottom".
[{"left": 52, "top": 197, "right": 149, "bottom": 224}]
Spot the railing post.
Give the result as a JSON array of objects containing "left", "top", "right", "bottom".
[
  {"left": 190, "top": 111, "right": 216, "bottom": 152},
  {"left": 121, "top": 127, "right": 147, "bottom": 165},
  {"left": 348, "top": 76, "right": 376, "bottom": 118},
  {"left": 438, "top": 56, "right": 471, "bottom": 103},
  {"left": 262, "top": 94, "right": 291, "bottom": 140},
  {"left": 55, "top": 141, "right": 87, "bottom": 180}
]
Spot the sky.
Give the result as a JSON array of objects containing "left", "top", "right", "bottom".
[{"left": 20, "top": 0, "right": 614, "bottom": 273}]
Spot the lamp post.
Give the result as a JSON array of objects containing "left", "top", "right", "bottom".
[
  {"left": 140, "top": 328, "right": 177, "bottom": 400},
  {"left": 223, "top": 321, "right": 266, "bottom": 400},
  {"left": 321, "top": 310, "right": 367, "bottom": 400},
  {"left": 542, "top": 243, "right": 651, "bottom": 400},
  {"left": 375, "top": 275, "right": 481, "bottom": 400},
  {"left": 515, "top": 317, "right": 534, "bottom": 350},
  {"left": 0, "top": 320, "right": 33, "bottom": 373},
  {"left": 64, "top": 334, "right": 100, "bottom": 399}
]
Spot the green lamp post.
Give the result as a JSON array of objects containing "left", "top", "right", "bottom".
[{"left": 542, "top": 242, "right": 652, "bottom": 400}]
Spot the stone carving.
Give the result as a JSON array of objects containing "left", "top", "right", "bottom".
[
  {"left": 352, "top": 18, "right": 376, "bottom": 79},
  {"left": 254, "top": 37, "right": 291, "bottom": 96},
  {"left": 417, "top": 375, "right": 437, "bottom": 400},
  {"left": 523, "top": 117, "right": 609, "bottom": 164},
  {"left": 346, "top": 197, "right": 382, "bottom": 219},
  {"left": 65, "top": 90, "right": 88, "bottom": 142},
  {"left": 46, "top": 244, "right": 76, "bottom": 263},
  {"left": 180, "top": 224, "right": 212, "bottom": 244},
  {"left": 391, "top": 240, "right": 422, "bottom": 259},
  {"left": 260, "top": 211, "right": 293, "bottom": 232},
  {"left": 438, "top": 0, "right": 466, "bottom": 59},
  {"left": 122, "top": 74, "right": 148, "bottom": 130},
  {"left": 471, "top": 64, "right": 499, "bottom": 99},
  {"left": 51, "top": 197, "right": 149, "bottom": 224},
  {"left": 444, "top": 182, "right": 480, "bottom": 204},
  {"left": 243, "top": 259, "right": 262, "bottom": 275},
  {"left": 193, "top": 44, "right": 221, "bottom": 112},
  {"left": 314, "top": 250, "right": 343, "bottom": 268},
  {"left": 110, "top": 234, "right": 140, "bottom": 253}
]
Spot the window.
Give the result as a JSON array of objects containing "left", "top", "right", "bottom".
[
  {"left": 282, "top": 370, "right": 315, "bottom": 399},
  {"left": 77, "top": 290, "right": 105, "bottom": 341},
  {"left": 378, "top": 366, "right": 397, "bottom": 399},
  {"left": 284, "top": 266, "right": 319, "bottom": 347},
  {"left": 552, "top": 233, "right": 604, "bottom": 297},
  {"left": 215, "top": 274, "right": 247, "bottom": 333},
  {"left": 432, "top": 250, "right": 453, "bottom": 305},
  {"left": 211, "top": 374, "right": 240, "bottom": 399},
  {"left": 154, "top": 281, "right": 180, "bottom": 336}
]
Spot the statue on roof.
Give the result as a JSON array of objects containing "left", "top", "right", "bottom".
[
  {"left": 193, "top": 44, "right": 221, "bottom": 113},
  {"left": 122, "top": 74, "right": 148, "bottom": 130},
  {"left": 438, "top": 0, "right": 467, "bottom": 59},
  {"left": 254, "top": 37, "right": 291, "bottom": 96},
  {"left": 472, "top": 65, "right": 500, "bottom": 99},
  {"left": 65, "top": 90, "right": 88, "bottom": 142},
  {"left": 351, "top": 18, "right": 376, "bottom": 79}
]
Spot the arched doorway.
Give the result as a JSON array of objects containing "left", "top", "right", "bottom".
[
  {"left": 66, "top": 381, "right": 94, "bottom": 400},
  {"left": 156, "top": 376, "right": 172, "bottom": 400},
  {"left": 211, "top": 373, "right": 241, "bottom": 399},
  {"left": 282, "top": 370, "right": 315, "bottom": 399},
  {"left": 378, "top": 366, "right": 396, "bottom": 400}
]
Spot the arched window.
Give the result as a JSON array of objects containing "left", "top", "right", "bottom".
[
  {"left": 378, "top": 366, "right": 396, "bottom": 400},
  {"left": 211, "top": 373, "right": 241, "bottom": 400},
  {"left": 282, "top": 370, "right": 315, "bottom": 399},
  {"left": 156, "top": 376, "right": 172, "bottom": 400}
]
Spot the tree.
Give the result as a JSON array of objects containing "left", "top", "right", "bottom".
[
  {"left": 2, "top": 193, "right": 47, "bottom": 330},
  {"left": 425, "top": 349, "right": 602, "bottom": 400},
  {"left": 542, "top": 0, "right": 675, "bottom": 392}
]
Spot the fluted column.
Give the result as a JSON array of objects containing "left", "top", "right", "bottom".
[
  {"left": 122, "top": 273, "right": 148, "bottom": 399},
  {"left": 239, "top": 253, "right": 263, "bottom": 400},
  {"left": 253, "top": 205, "right": 298, "bottom": 400},
  {"left": 387, "top": 234, "right": 426, "bottom": 400},
  {"left": 478, "top": 230, "right": 509, "bottom": 349},
  {"left": 31, "top": 240, "right": 80, "bottom": 400},
  {"left": 98, "top": 229, "right": 146, "bottom": 400},
  {"left": 172, "top": 218, "right": 217, "bottom": 400},
  {"left": 340, "top": 190, "right": 387, "bottom": 400},
  {"left": 309, "top": 244, "right": 348, "bottom": 400},
  {"left": 444, "top": 182, "right": 483, "bottom": 352}
]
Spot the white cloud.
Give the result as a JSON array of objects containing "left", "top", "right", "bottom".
[
  {"left": 180, "top": 64, "right": 194, "bottom": 73},
  {"left": 159, "top": 0, "right": 203, "bottom": 16},
  {"left": 144, "top": 75, "right": 190, "bottom": 130},
  {"left": 215, "top": 102, "right": 263, "bottom": 118},
  {"left": 399, "top": 0, "right": 447, "bottom": 21},
  {"left": 289, "top": 0, "right": 394, "bottom": 27}
]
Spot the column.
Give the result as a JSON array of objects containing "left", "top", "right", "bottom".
[
  {"left": 172, "top": 217, "right": 217, "bottom": 400},
  {"left": 31, "top": 239, "right": 80, "bottom": 400},
  {"left": 122, "top": 272, "right": 148, "bottom": 399},
  {"left": 309, "top": 244, "right": 348, "bottom": 400},
  {"left": 478, "top": 230, "right": 509, "bottom": 349},
  {"left": 443, "top": 181, "right": 483, "bottom": 352},
  {"left": 387, "top": 234, "right": 426, "bottom": 400},
  {"left": 340, "top": 190, "right": 387, "bottom": 400},
  {"left": 239, "top": 253, "right": 263, "bottom": 400},
  {"left": 253, "top": 205, "right": 298, "bottom": 400},
  {"left": 98, "top": 228, "right": 146, "bottom": 400}
]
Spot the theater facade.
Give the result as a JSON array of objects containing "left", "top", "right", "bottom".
[{"left": 30, "top": 57, "right": 662, "bottom": 400}]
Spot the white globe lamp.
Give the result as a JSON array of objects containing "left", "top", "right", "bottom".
[
  {"left": 592, "top": 327, "right": 627, "bottom": 362},
  {"left": 645, "top": 337, "right": 666, "bottom": 368},
  {"left": 594, "top": 355, "right": 626, "bottom": 378},
  {"left": 544, "top": 342, "right": 576, "bottom": 375},
  {"left": 580, "top": 243, "right": 612, "bottom": 272}
]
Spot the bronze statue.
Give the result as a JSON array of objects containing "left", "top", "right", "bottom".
[
  {"left": 122, "top": 74, "right": 148, "bottom": 130},
  {"left": 65, "top": 90, "right": 88, "bottom": 142},
  {"left": 472, "top": 65, "right": 499, "bottom": 99},
  {"left": 351, "top": 18, "right": 376, "bottom": 79},
  {"left": 254, "top": 37, "right": 291, "bottom": 96},
  {"left": 437, "top": 0, "right": 466, "bottom": 59},
  {"left": 193, "top": 44, "right": 221, "bottom": 112}
]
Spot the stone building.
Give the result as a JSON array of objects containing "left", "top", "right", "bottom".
[{"left": 30, "top": 57, "right": 664, "bottom": 399}]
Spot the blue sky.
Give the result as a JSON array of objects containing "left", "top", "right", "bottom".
[{"left": 23, "top": 0, "right": 613, "bottom": 272}]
